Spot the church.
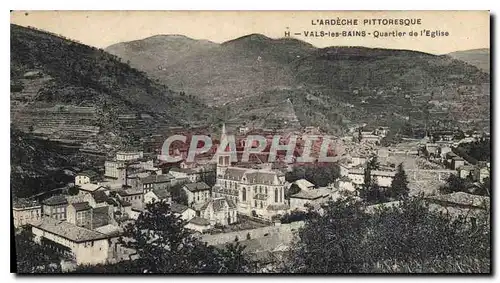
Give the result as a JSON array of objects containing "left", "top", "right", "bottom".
[{"left": 211, "top": 125, "right": 290, "bottom": 220}]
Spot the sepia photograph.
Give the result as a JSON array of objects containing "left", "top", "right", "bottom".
[{"left": 9, "top": 10, "right": 491, "bottom": 274}]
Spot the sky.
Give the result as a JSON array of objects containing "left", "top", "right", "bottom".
[{"left": 10, "top": 10, "right": 490, "bottom": 54}]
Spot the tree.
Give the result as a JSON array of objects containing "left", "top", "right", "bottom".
[
  {"left": 285, "top": 183, "right": 301, "bottom": 199},
  {"left": 199, "top": 169, "right": 216, "bottom": 187},
  {"left": 367, "top": 155, "right": 380, "bottom": 170},
  {"left": 214, "top": 242, "right": 252, "bottom": 273},
  {"left": 15, "top": 227, "right": 62, "bottom": 273},
  {"left": 285, "top": 163, "right": 340, "bottom": 187},
  {"left": 439, "top": 174, "right": 467, "bottom": 194},
  {"left": 116, "top": 200, "right": 251, "bottom": 273},
  {"left": 67, "top": 185, "right": 80, "bottom": 196},
  {"left": 118, "top": 200, "right": 220, "bottom": 273},
  {"left": 285, "top": 196, "right": 490, "bottom": 273},
  {"left": 388, "top": 163, "right": 409, "bottom": 200},
  {"left": 170, "top": 184, "right": 188, "bottom": 206}
]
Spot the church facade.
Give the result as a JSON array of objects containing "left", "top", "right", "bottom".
[{"left": 211, "top": 125, "right": 289, "bottom": 219}]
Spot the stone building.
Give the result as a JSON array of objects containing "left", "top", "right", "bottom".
[
  {"left": 13, "top": 198, "right": 42, "bottom": 228},
  {"left": 31, "top": 217, "right": 113, "bottom": 265}
]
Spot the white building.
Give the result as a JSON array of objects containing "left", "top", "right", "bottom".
[
  {"left": 31, "top": 217, "right": 113, "bottom": 265},
  {"left": 13, "top": 199, "right": 42, "bottom": 228},
  {"left": 169, "top": 167, "right": 200, "bottom": 182},
  {"left": 289, "top": 187, "right": 331, "bottom": 212},
  {"left": 347, "top": 168, "right": 396, "bottom": 188},
  {"left": 170, "top": 203, "right": 196, "bottom": 221},
  {"left": 194, "top": 197, "right": 238, "bottom": 226},
  {"left": 144, "top": 188, "right": 172, "bottom": 204},
  {"left": 182, "top": 182, "right": 211, "bottom": 206}
]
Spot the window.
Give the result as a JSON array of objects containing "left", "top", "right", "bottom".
[
  {"left": 259, "top": 187, "right": 262, "bottom": 193},
  {"left": 254, "top": 187, "right": 257, "bottom": 194},
  {"left": 265, "top": 188, "right": 268, "bottom": 195},
  {"left": 242, "top": 188, "right": 247, "bottom": 202},
  {"left": 260, "top": 201, "right": 263, "bottom": 209},
  {"left": 254, "top": 200, "right": 257, "bottom": 207},
  {"left": 275, "top": 188, "right": 279, "bottom": 202},
  {"left": 280, "top": 188, "right": 283, "bottom": 203}
]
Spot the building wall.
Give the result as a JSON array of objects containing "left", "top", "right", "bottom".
[
  {"left": 143, "top": 191, "right": 171, "bottom": 204},
  {"left": 200, "top": 201, "right": 237, "bottom": 226},
  {"left": 184, "top": 188, "right": 210, "bottom": 206},
  {"left": 32, "top": 227, "right": 110, "bottom": 266},
  {"left": 13, "top": 207, "right": 41, "bottom": 228},
  {"left": 119, "top": 194, "right": 143, "bottom": 210},
  {"left": 75, "top": 175, "right": 91, "bottom": 186},
  {"left": 43, "top": 204, "right": 67, "bottom": 220},
  {"left": 177, "top": 208, "right": 196, "bottom": 222}
]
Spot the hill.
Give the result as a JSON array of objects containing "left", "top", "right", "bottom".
[
  {"left": 11, "top": 24, "right": 214, "bottom": 150},
  {"left": 10, "top": 24, "right": 217, "bottom": 198},
  {"left": 106, "top": 34, "right": 315, "bottom": 107},
  {"left": 448, "top": 48, "right": 490, "bottom": 73},
  {"left": 107, "top": 34, "right": 490, "bottom": 134}
]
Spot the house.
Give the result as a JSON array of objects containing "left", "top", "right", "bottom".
[
  {"left": 169, "top": 167, "right": 200, "bottom": 182},
  {"left": 144, "top": 188, "right": 172, "bottom": 204},
  {"left": 289, "top": 188, "right": 331, "bottom": 212},
  {"left": 291, "top": 179, "right": 315, "bottom": 191},
  {"left": 66, "top": 202, "right": 93, "bottom": 229},
  {"left": 451, "top": 157, "right": 466, "bottom": 170},
  {"left": 78, "top": 183, "right": 106, "bottom": 196},
  {"left": 42, "top": 195, "right": 68, "bottom": 220},
  {"left": 116, "top": 187, "right": 144, "bottom": 209},
  {"left": 347, "top": 168, "right": 396, "bottom": 188},
  {"left": 170, "top": 203, "right": 196, "bottom": 221},
  {"left": 185, "top": 217, "right": 211, "bottom": 233},
  {"left": 338, "top": 164, "right": 350, "bottom": 177},
  {"left": 75, "top": 170, "right": 100, "bottom": 186},
  {"left": 31, "top": 217, "right": 112, "bottom": 265},
  {"left": 182, "top": 182, "right": 211, "bottom": 206},
  {"left": 473, "top": 166, "right": 490, "bottom": 183},
  {"left": 458, "top": 165, "right": 476, "bottom": 179},
  {"left": 194, "top": 197, "right": 238, "bottom": 226},
  {"left": 104, "top": 151, "right": 159, "bottom": 185},
  {"left": 335, "top": 176, "right": 356, "bottom": 192},
  {"left": 13, "top": 198, "right": 42, "bottom": 228},
  {"left": 140, "top": 173, "right": 174, "bottom": 194}
]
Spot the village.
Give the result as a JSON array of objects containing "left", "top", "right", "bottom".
[{"left": 12, "top": 122, "right": 491, "bottom": 272}]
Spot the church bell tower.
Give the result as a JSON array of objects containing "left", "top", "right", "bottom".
[{"left": 217, "top": 123, "right": 231, "bottom": 178}]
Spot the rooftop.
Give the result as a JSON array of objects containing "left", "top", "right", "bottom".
[
  {"left": 291, "top": 188, "right": 330, "bottom": 200},
  {"left": 188, "top": 216, "right": 211, "bottom": 226},
  {"left": 80, "top": 183, "right": 105, "bottom": 193},
  {"left": 141, "top": 173, "right": 174, "bottom": 184},
  {"left": 183, "top": 182, "right": 210, "bottom": 192},
  {"left": 42, "top": 195, "right": 68, "bottom": 206},
  {"left": 151, "top": 188, "right": 171, "bottom": 199},
  {"left": 71, "top": 202, "right": 92, "bottom": 212},
  {"left": 77, "top": 170, "right": 99, "bottom": 180},
  {"left": 92, "top": 190, "right": 109, "bottom": 203},
  {"left": 170, "top": 202, "right": 190, "bottom": 214},
  {"left": 94, "top": 224, "right": 122, "bottom": 237},
  {"left": 170, "top": 167, "right": 196, "bottom": 174},
  {"left": 13, "top": 198, "right": 40, "bottom": 209},
  {"left": 30, "top": 217, "right": 110, "bottom": 243}
]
